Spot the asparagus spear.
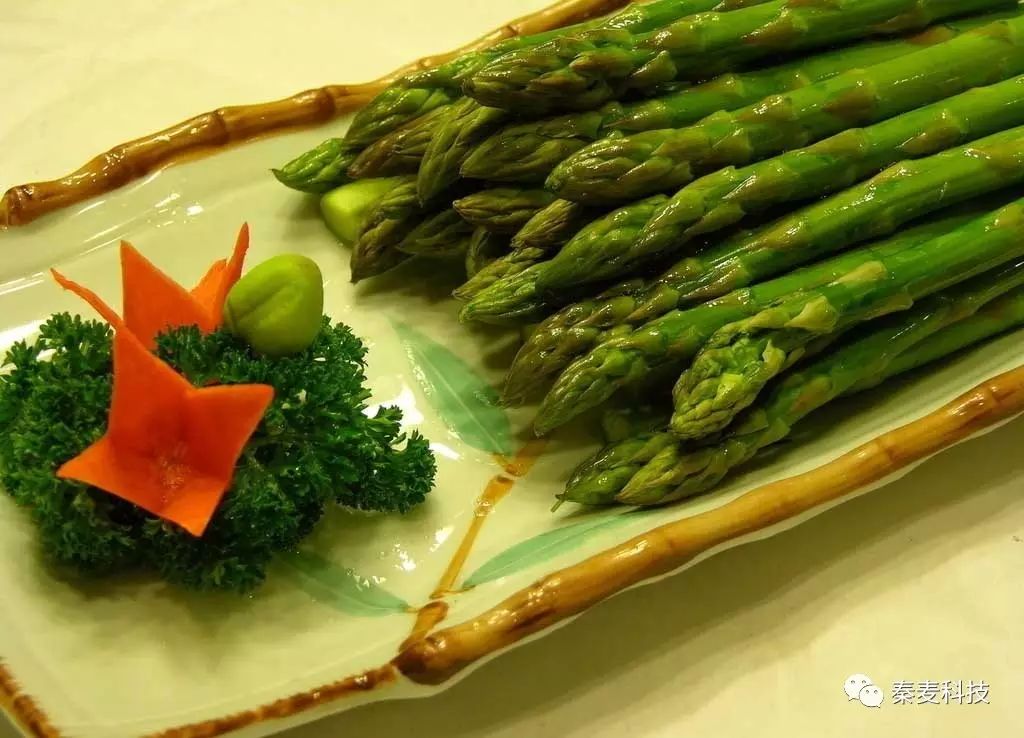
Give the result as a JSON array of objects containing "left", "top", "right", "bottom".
[
  {"left": 273, "top": 139, "right": 361, "bottom": 193},
  {"left": 539, "top": 73, "right": 1024, "bottom": 290},
  {"left": 465, "top": 229, "right": 510, "bottom": 279},
  {"left": 417, "top": 99, "right": 510, "bottom": 202},
  {"left": 349, "top": 176, "right": 422, "bottom": 281},
  {"left": 460, "top": 12, "right": 1006, "bottom": 184},
  {"left": 671, "top": 195, "right": 1024, "bottom": 439},
  {"left": 462, "top": 196, "right": 669, "bottom": 323},
  {"left": 396, "top": 208, "right": 475, "bottom": 257},
  {"left": 453, "top": 247, "right": 546, "bottom": 302},
  {"left": 511, "top": 199, "right": 603, "bottom": 252},
  {"left": 347, "top": 105, "right": 449, "bottom": 179},
  {"left": 615, "top": 258, "right": 1024, "bottom": 505},
  {"left": 415, "top": 0, "right": 755, "bottom": 200},
  {"left": 459, "top": 263, "right": 550, "bottom": 324},
  {"left": 532, "top": 178, "right": 1023, "bottom": 435},
  {"left": 502, "top": 280, "right": 651, "bottom": 402},
  {"left": 564, "top": 432, "right": 679, "bottom": 506},
  {"left": 345, "top": 0, "right": 731, "bottom": 148},
  {"left": 346, "top": 84, "right": 459, "bottom": 151},
  {"left": 848, "top": 285, "right": 1024, "bottom": 391},
  {"left": 566, "top": 261, "right": 1024, "bottom": 506},
  {"left": 467, "top": 0, "right": 1010, "bottom": 115},
  {"left": 547, "top": 13, "right": 1024, "bottom": 204},
  {"left": 453, "top": 188, "right": 557, "bottom": 233}
]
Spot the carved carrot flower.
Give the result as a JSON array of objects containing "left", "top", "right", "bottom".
[
  {"left": 55, "top": 327, "right": 272, "bottom": 536},
  {"left": 49, "top": 225, "right": 273, "bottom": 536}
]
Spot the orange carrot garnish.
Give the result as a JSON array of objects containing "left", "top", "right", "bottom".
[
  {"left": 53, "top": 223, "right": 251, "bottom": 348},
  {"left": 51, "top": 225, "right": 272, "bottom": 536},
  {"left": 121, "top": 242, "right": 216, "bottom": 346},
  {"left": 57, "top": 328, "right": 273, "bottom": 536}
]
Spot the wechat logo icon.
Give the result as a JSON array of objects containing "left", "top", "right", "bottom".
[{"left": 845, "top": 674, "right": 884, "bottom": 708}]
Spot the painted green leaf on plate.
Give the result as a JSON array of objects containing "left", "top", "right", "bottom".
[
  {"left": 280, "top": 550, "right": 411, "bottom": 616},
  {"left": 392, "top": 319, "right": 514, "bottom": 456},
  {"left": 463, "top": 513, "right": 636, "bottom": 589}
]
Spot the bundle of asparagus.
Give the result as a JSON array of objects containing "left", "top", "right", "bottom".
[{"left": 276, "top": 0, "right": 1024, "bottom": 509}]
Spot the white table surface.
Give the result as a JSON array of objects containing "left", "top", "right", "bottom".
[{"left": 3, "top": 2, "right": 1023, "bottom": 736}]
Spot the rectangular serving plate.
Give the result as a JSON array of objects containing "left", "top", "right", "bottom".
[{"left": 3, "top": 2, "right": 1024, "bottom": 737}]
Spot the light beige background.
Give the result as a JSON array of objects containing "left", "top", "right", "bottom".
[{"left": 3, "top": 1, "right": 1022, "bottom": 736}]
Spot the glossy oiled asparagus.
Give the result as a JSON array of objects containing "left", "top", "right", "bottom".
[
  {"left": 346, "top": 0, "right": 732, "bottom": 148},
  {"left": 453, "top": 247, "right": 547, "bottom": 302},
  {"left": 454, "top": 188, "right": 557, "bottom": 234},
  {"left": 416, "top": 1, "right": 762, "bottom": 200},
  {"left": 565, "top": 260, "right": 1024, "bottom": 505},
  {"left": 347, "top": 106, "right": 449, "bottom": 179},
  {"left": 462, "top": 197, "right": 668, "bottom": 323},
  {"left": 466, "top": 0, "right": 1010, "bottom": 115},
  {"left": 534, "top": 122, "right": 1024, "bottom": 434},
  {"left": 671, "top": 197, "right": 1024, "bottom": 439},
  {"left": 547, "top": 13, "right": 1024, "bottom": 205},
  {"left": 538, "top": 73, "right": 1024, "bottom": 290},
  {"left": 396, "top": 208, "right": 474, "bottom": 257},
  {"left": 624, "top": 259, "right": 1024, "bottom": 504},
  {"left": 511, "top": 199, "right": 602, "bottom": 252},
  {"left": 350, "top": 176, "right": 421, "bottom": 282},
  {"left": 503, "top": 206, "right": 987, "bottom": 402},
  {"left": 460, "top": 12, "right": 1006, "bottom": 184},
  {"left": 274, "top": 139, "right": 360, "bottom": 193},
  {"left": 418, "top": 98, "right": 511, "bottom": 202}
]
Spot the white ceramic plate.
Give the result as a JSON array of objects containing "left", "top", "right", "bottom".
[{"left": 3, "top": 3, "right": 1024, "bottom": 737}]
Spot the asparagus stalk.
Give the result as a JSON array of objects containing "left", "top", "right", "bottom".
[
  {"left": 418, "top": 99, "right": 510, "bottom": 202},
  {"left": 849, "top": 284, "right": 1024, "bottom": 391},
  {"left": 532, "top": 187, "right": 1019, "bottom": 434},
  {"left": 465, "top": 229, "right": 510, "bottom": 279},
  {"left": 565, "top": 432, "right": 679, "bottom": 506},
  {"left": 453, "top": 188, "right": 557, "bottom": 233},
  {"left": 459, "top": 263, "right": 550, "bottom": 324},
  {"left": 460, "top": 13, "right": 1006, "bottom": 184},
  {"left": 345, "top": 0, "right": 732, "bottom": 148},
  {"left": 502, "top": 279, "right": 651, "bottom": 402},
  {"left": 273, "top": 139, "right": 361, "bottom": 193},
  {"left": 615, "top": 259, "right": 1024, "bottom": 505},
  {"left": 349, "top": 176, "right": 422, "bottom": 282},
  {"left": 467, "top": 0, "right": 1011, "bottom": 115},
  {"left": 453, "top": 247, "right": 546, "bottom": 302},
  {"left": 547, "top": 13, "right": 1024, "bottom": 205},
  {"left": 396, "top": 208, "right": 475, "bottom": 257},
  {"left": 566, "top": 261, "right": 1024, "bottom": 506},
  {"left": 671, "top": 195, "right": 1024, "bottom": 439},
  {"left": 347, "top": 105, "right": 449, "bottom": 179},
  {"left": 416, "top": 1, "right": 759, "bottom": 200},
  {"left": 346, "top": 85, "right": 459, "bottom": 151},
  {"left": 539, "top": 73, "right": 1024, "bottom": 290},
  {"left": 461, "top": 196, "right": 669, "bottom": 323},
  {"left": 511, "top": 199, "right": 603, "bottom": 252}
]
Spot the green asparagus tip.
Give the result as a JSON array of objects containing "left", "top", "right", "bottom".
[{"left": 671, "top": 337, "right": 787, "bottom": 440}]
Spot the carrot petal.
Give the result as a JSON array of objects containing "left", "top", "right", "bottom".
[
  {"left": 121, "top": 241, "right": 215, "bottom": 348},
  {"left": 57, "top": 330, "right": 273, "bottom": 537},
  {"left": 51, "top": 269, "right": 126, "bottom": 331},
  {"left": 190, "top": 259, "right": 228, "bottom": 307},
  {"left": 209, "top": 223, "right": 251, "bottom": 322}
]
